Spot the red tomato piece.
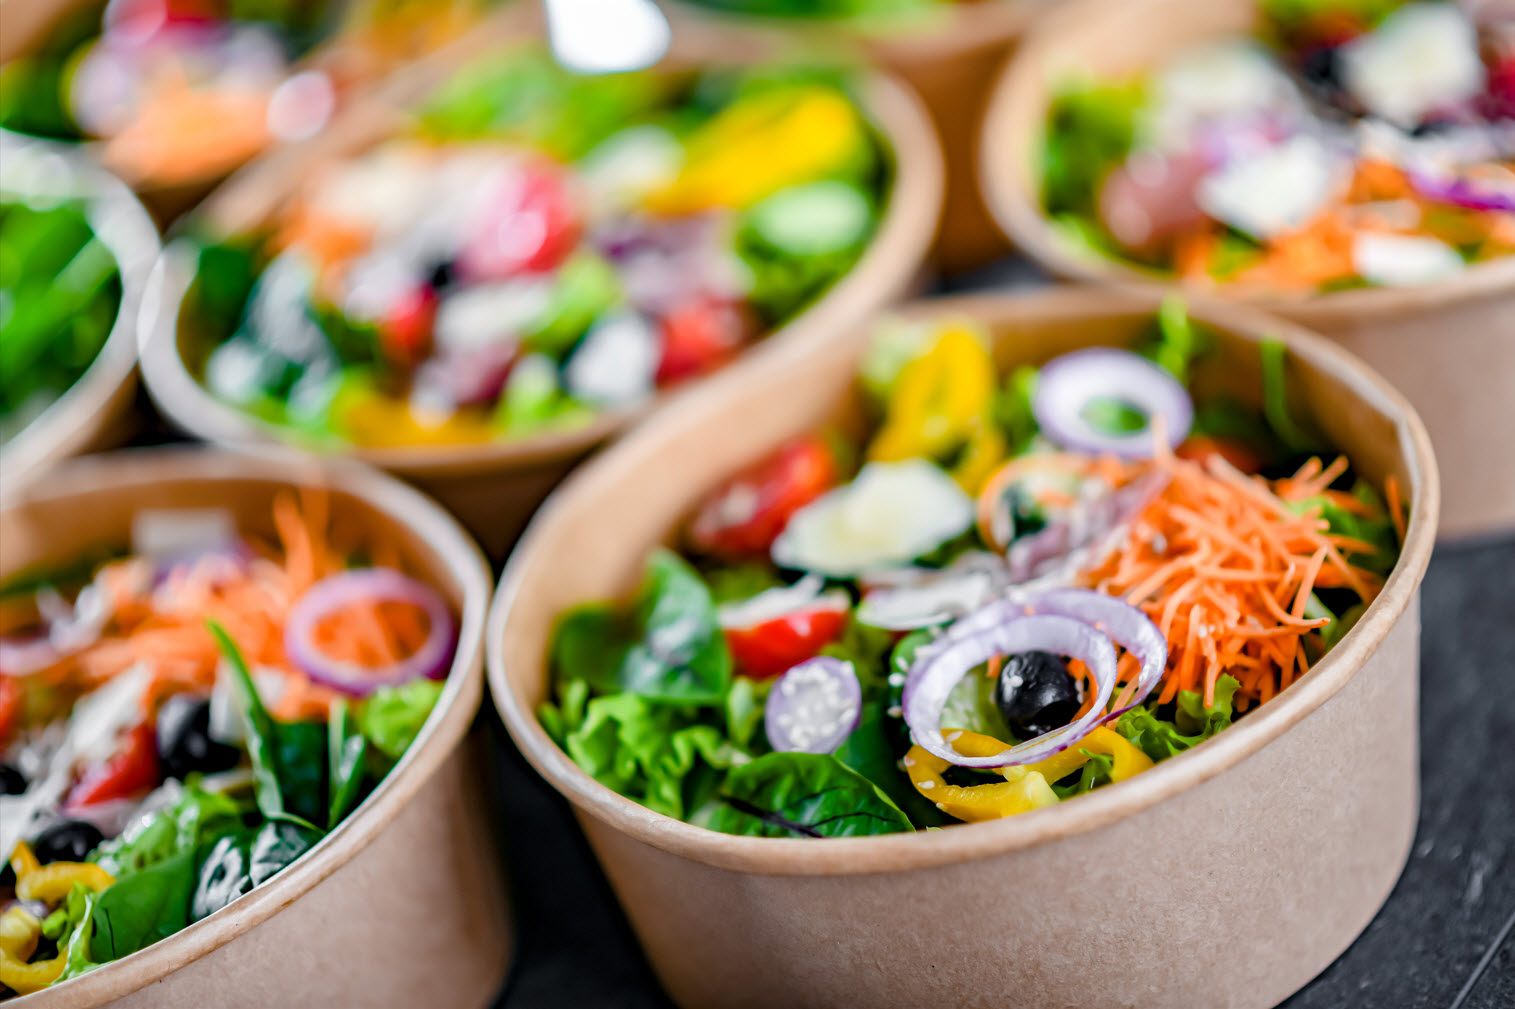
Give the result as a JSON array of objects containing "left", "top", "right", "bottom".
[
  {"left": 66, "top": 722, "right": 161, "bottom": 809},
  {"left": 460, "top": 162, "right": 580, "bottom": 280},
  {"left": 1177, "top": 435, "right": 1263, "bottom": 475},
  {"left": 689, "top": 436, "right": 838, "bottom": 559},
  {"left": 655, "top": 298, "right": 749, "bottom": 385},
  {"left": 380, "top": 284, "right": 437, "bottom": 368},
  {"left": 0, "top": 676, "right": 21, "bottom": 745},
  {"left": 723, "top": 601, "right": 849, "bottom": 680}
]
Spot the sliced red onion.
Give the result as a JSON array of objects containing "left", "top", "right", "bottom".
[
  {"left": 1033, "top": 349, "right": 1193, "bottom": 460},
  {"left": 764, "top": 657, "right": 861, "bottom": 754},
  {"left": 1408, "top": 168, "right": 1515, "bottom": 213},
  {"left": 0, "top": 635, "right": 61, "bottom": 677},
  {"left": 903, "top": 613, "right": 1117, "bottom": 768},
  {"left": 1007, "top": 469, "right": 1170, "bottom": 586},
  {"left": 284, "top": 569, "right": 455, "bottom": 697}
]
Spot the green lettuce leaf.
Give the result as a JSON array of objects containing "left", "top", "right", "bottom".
[
  {"left": 700, "top": 752, "right": 913, "bottom": 838},
  {"left": 1115, "top": 674, "right": 1241, "bottom": 763}
]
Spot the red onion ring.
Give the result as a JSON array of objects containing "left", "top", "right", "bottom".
[
  {"left": 283, "top": 569, "right": 455, "bottom": 697},
  {"left": 1032, "top": 349, "right": 1193, "bottom": 460},
  {"left": 902, "top": 613, "right": 1117, "bottom": 768},
  {"left": 0, "top": 635, "right": 62, "bottom": 677},
  {"left": 1023, "top": 589, "right": 1167, "bottom": 717},
  {"left": 764, "top": 656, "right": 861, "bottom": 754},
  {"left": 1409, "top": 168, "right": 1515, "bottom": 213},
  {"left": 1007, "top": 469, "right": 1170, "bottom": 586}
]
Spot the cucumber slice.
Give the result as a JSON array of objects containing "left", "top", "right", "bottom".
[{"left": 747, "top": 180, "right": 873, "bottom": 257}]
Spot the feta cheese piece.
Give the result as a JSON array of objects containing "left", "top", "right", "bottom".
[
  {"left": 578, "top": 125, "right": 683, "bottom": 220},
  {"left": 563, "top": 312, "right": 658, "bottom": 406},
  {"left": 1150, "top": 41, "right": 1303, "bottom": 149},
  {"left": 1340, "top": 3, "right": 1486, "bottom": 129},
  {"left": 433, "top": 281, "right": 551, "bottom": 354},
  {"left": 1352, "top": 232, "right": 1466, "bottom": 287},
  {"left": 772, "top": 460, "right": 974, "bottom": 577},
  {"left": 1198, "top": 134, "right": 1343, "bottom": 240}
]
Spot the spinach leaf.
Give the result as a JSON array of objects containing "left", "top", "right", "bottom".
[
  {"left": 832, "top": 695, "right": 946, "bottom": 829},
  {"left": 562, "top": 693, "right": 747, "bottom": 820},
  {"left": 87, "top": 850, "right": 197, "bottom": 962},
  {"left": 192, "top": 833, "right": 253, "bottom": 922},
  {"left": 272, "top": 720, "right": 329, "bottom": 829},
  {"left": 1259, "top": 338, "right": 1321, "bottom": 455},
  {"left": 724, "top": 676, "right": 767, "bottom": 752},
  {"left": 327, "top": 699, "right": 369, "bottom": 829},
  {"left": 210, "top": 620, "right": 285, "bottom": 820},
  {"left": 552, "top": 550, "right": 731, "bottom": 704},
  {"left": 248, "top": 819, "right": 322, "bottom": 888},
  {"left": 703, "top": 752, "right": 913, "bottom": 838},
  {"left": 356, "top": 678, "right": 444, "bottom": 761}
]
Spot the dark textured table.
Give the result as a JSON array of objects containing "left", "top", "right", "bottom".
[{"left": 486, "top": 258, "right": 1515, "bottom": 1008}]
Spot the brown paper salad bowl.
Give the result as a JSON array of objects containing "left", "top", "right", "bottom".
[
  {"left": 136, "top": 41, "right": 942, "bottom": 558},
  {"left": 488, "top": 288, "right": 1437, "bottom": 1009},
  {"left": 980, "top": 0, "right": 1515, "bottom": 541},
  {"left": 0, "top": 449, "right": 507, "bottom": 1008},
  {"left": 0, "top": 131, "right": 158, "bottom": 491},
  {"left": 660, "top": 0, "right": 1055, "bottom": 272}
]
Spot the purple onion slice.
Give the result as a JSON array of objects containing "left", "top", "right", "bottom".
[
  {"left": 902, "top": 613, "right": 1118, "bottom": 768},
  {"left": 764, "top": 656, "right": 862, "bottom": 754},
  {"left": 1024, "top": 589, "right": 1168, "bottom": 717},
  {"left": 1032, "top": 348, "right": 1193, "bottom": 459},
  {"left": 284, "top": 569, "right": 455, "bottom": 696},
  {"left": 1409, "top": 168, "right": 1515, "bottom": 213}
]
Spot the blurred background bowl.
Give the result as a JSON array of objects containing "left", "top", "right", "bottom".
[{"left": 980, "top": 0, "right": 1515, "bottom": 542}]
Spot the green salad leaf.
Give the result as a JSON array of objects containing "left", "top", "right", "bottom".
[
  {"left": 1042, "top": 79, "right": 1144, "bottom": 218},
  {"left": 91, "top": 784, "right": 247, "bottom": 878},
  {"left": 700, "top": 752, "right": 913, "bottom": 838},
  {"left": 552, "top": 550, "right": 732, "bottom": 704},
  {"left": 355, "top": 679, "right": 444, "bottom": 762},
  {"left": 87, "top": 850, "right": 198, "bottom": 963},
  {"left": 1115, "top": 674, "right": 1242, "bottom": 763}
]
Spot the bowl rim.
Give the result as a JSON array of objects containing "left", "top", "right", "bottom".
[
  {"left": 976, "top": 0, "right": 1515, "bottom": 326},
  {"left": 0, "top": 131, "right": 159, "bottom": 488},
  {"left": 135, "top": 64, "right": 944, "bottom": 479},
  {"left": 486, "top": 286, "right": 1439, "bottom": 877},
  {"left": 1, "top": 446, "right": 493, "bottom": 1008}
]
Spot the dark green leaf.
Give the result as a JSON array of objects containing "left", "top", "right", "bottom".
[
  {"left": 87, "top": 850, "right": 197, "bottom": 962},
  {"left": 210, "top": 620, "right": 285, "bottom": 819},
  {"left": 703, "top": 752, "right": 913, "bottom": 838},
  {"left": 248, "top": 819, "right": 323, "bottom": 887},
  {"left": 327, "top": 699, "right": 369, "bottom": 828}
]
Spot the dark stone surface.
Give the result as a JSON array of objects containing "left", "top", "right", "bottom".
[{"left": 488, "top": 522, "right": 1515, "bottom": 1009}]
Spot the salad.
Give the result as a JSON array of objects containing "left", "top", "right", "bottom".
[
  {"left": 679, "top": 0, "right": 983, "bottom": 21},
  {"left": 180, "top": 50, "right": 888, "bottom": 448},
  {"left": 539, "top": 303, "right": 1406, "bottom": 837},
  {"left": 0, "top": 0, "right": 491, "bottom": 187},
  {"left": 0, "top": 494, "right": 457, "bottom": 996},
  {"left": 0, "top": 196, "right": 122, "bottom": 447},
  {"left": 1040, "top": 0, "right": 1515, "bottom": 293}
]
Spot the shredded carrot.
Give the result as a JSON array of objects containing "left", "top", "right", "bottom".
[
  {"left": 1081, "top": 451, "right": 1388, "bottom": 711},
  {"left": 7, "top": 495, "right": 438, "bottom": 733},
  {"left": 1385, "top": 475, "right": 1407, "bottom": 545}
]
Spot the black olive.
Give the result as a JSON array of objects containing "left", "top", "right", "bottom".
[
  {"left": 34, "top": 819, "right": 105, "bottom": 864},
  {"left": 995, "top": 651, "right": 1081, "bottom": 739},
  {"left": 1300, "top": 47, "right": 1341, "bottom": 89},
  {"left": 0, "top": 763, "right": 25, "bottom": 796},
  {"left": 427, "top": 259, "right": 455, "bottom": 290},
  {"left": 157, "top": 694, "right": 241, "bottom": 781}
]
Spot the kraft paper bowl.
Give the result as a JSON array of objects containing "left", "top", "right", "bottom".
[
  {"left": 661, "top": 0, "right": 1054, "bottom": 273},
  {"left": 488, "top": 288, "right": 1438, "bottom": 1009},
  {"left": 0, "top": 131, "right": 158, "bottom": 491},
  {"left": 137, "top": 51, "right": 942, "bottom": 559},
  {"left": 980, "top": 0, "right": 1515, "bottom": 541},
  {"left": 0, "top": 448, "right": 508, "bottom": 1009}
]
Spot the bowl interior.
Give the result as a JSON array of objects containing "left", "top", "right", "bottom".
[{"left": 491, "top": 290, "right": 1434, "bottom": 876}]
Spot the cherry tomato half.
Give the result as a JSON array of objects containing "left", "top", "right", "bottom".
[{"left": 689, "top": 435, "right": 838, "bottom": 559}]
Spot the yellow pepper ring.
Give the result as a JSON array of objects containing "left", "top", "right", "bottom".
[
  {"left": 16, "top": 861, "right": 117, "bottom": 904},
  {"left": 903, "top": 729, "right": 1058, "bottom": 823},
  {"left": 905, "top": 727, "right": 1155, "bottom": 824},
  {"left": 0, "top": 905, "right": 62, "bottom": 996},
  {"left": 0, "top": 906, "right": 41, "bottom": 962}
]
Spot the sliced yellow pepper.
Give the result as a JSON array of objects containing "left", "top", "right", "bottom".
[
  {"left": 0, "top": 905, "right": 63, "bottom": 996},
  {"left": 647, "top": 87, "right": 866, "bottom": 214},
  {"left": 867, "top": 324, "right": 1006, "bottom": 494},
  {"left": 15, "top": 862, "right": 115, "bottom": 904},
  {"left": 1023, "top": 726, "right": 1155, "bottom": 785},
  {"left": 8, "top": 842, "right": 40, "bottom": 880},
  {"left": 0, "top": 906, "right": 41, "bottom": 962},
  {"left": 905, "top": 726, "right": 1155, "bottom": 824},
  {"left": 904, "top": 730, "right": 1059, "bottom": 823}
]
